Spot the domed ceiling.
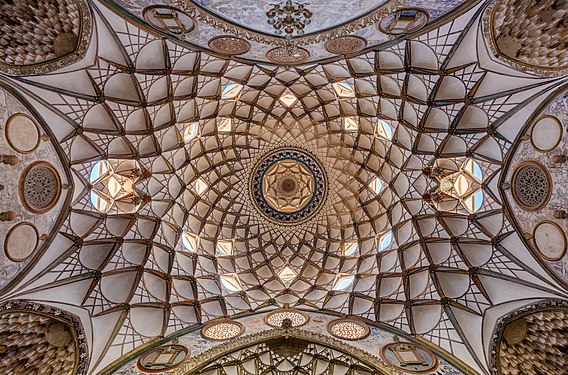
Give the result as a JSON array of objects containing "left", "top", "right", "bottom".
[
  {"left": 113, "top": 0, "right": 473, "bottom": 63},
  {"left": 183, "top": 0, "right": 385, "bottom": 35},
  {"left": 0, "top": 0, "right": 567, "bottom": 375}
]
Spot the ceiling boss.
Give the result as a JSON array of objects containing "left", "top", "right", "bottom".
[
  {"left": 250, "top": 148, "right": 327, "bottom": 225},
  {"left": 0, "top": 1, "right": 567, "bottom": 375},
  {"left": 266, "top": 0, "right": 314, "bottom": 38}
]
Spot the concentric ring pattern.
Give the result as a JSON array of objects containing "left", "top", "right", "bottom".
[
  {"left": 250, "top": 147, "right": 327, "bottom": 224},
  {"left": 4, "top": 2, "right": 567, "bottom": 374}
]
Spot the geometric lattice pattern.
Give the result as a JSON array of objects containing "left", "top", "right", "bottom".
[
  {"left": 251, "top": 147, "right": 325, "bottom": 223},
  {"left": 193, "top": 338, "right": 379, "bottom": 375},
  {"left": 2, "top": 1, "right": 567, "bottom": 374}
]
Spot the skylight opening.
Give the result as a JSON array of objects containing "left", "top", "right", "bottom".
[
  {"left": 454, "top": 174, "right": 470, "bottom": 197},
  {"left": 217, "top": 117, "right": 233, "bottom": 133},
  {"left": 183, "top": 121, "right": 199, "bottom": 143},
  {"left": 370, "top": 176, "right": 383, "bottom": 194},
  {"left": 463, "top": 158, "right": 483, "bottom": 182},
  {"left": 220, "top": 273, "right": 243, "bottom": 292},
  {"left": 376, "top": 119, "right": 393, "bottom": 140},
  {"left": 106, "top": 175, "right": 122, "bottom": 198},
  {"left": 221, "top": 83, "right": 244, "bottom": 100},
  {"left": 90, "top": 160, "right": 112, "bottom": 184},
  {"left": 194, "top": 177, "right": 208, "bottom": 195},
  {"left": 333, "top": 82, "right": 355, "bottom": 98},
  {"left": 89, "top": 160, "right": 142, "bottom": 213},
  {"left": 342, "top": 116, "right": 359, "bottom": 132},
  {"left": 181, "top": 231, "right": 200, "bottom": 252},
  {"left": 463, "top": 190, "right": 484, "bottom": 213},
  {"left": 279, "top": 89, "right": 298, "bottom": 108},
  {"left": 216, "top": 239, "right": 234, "bottom": 257},
  {"left": 378, "top": 230, "right": 393, "bottom": 252},
  {"left": 90, "top": 190, "right": 111, "bottom": 213},
  {"left": 278, "top": 265, "right": 297, "bottom": 285},
  {"left": 332, "top": 273, "right": 355, "bottom": 291},
  {"left": 342, "top": 241, "right": 358, "bottom": 257}
]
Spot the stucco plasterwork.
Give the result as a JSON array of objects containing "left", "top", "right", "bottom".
[
  {"left": 1, "top": 1, "right": 567, "bottom": 374},
  {"left": 112, "top": 311, "right": 465, "bottom": 375},
  {"left": 503, "top": 90, "right": 568, "bottom": 284},
  {"left": 0, "top": 87, "right": 70, "bottom": 291},
  {"left": 110, "top": 0, "right": 470, "bottom": 64}
]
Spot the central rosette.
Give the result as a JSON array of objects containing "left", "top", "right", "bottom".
[
  {"left": 250, "top": 148, "right": 327, "bottom": 225},
  {"left": 263, "top": 159, "right": 313, "bottom": 212}
]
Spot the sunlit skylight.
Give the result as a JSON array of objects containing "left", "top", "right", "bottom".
[
  {"left": 378, "top": 230, "right": 393, "bottom": 251},
  {"left": 90, "top": 160, "right": 111, "bottom": 184},
  {"left": 333, "top": 82, "right": 355, "bottom": 98},
  {"left": 463, "top": 190, "right": 484, "bottom": 213},
  {"left": 343, "top": 241, "right": 358, "bottom": 257},
  {"left": 370, "top": 176, "right": 383, "bottom": 194},
  {"left": 221, "top": 83, "right": 244, "bottom": 100},
  {"left": 220, "top": 273, "right": 243, "bottom": 292},
  {"left": 279, "top": 89, "right": 298, "bottom": 108},
  {"left": 332, "top": 274, "right": 355, "bottom": 291},
  {"left": 463, "top": 158, "right": 483, "bottom": 181},
  {"left": 181, "top": 232, "right": 200, "bottom": 252},
  {"left": 183, "top": 122, "right": 199, "bottom": 143},
  {"left": 376, "top": 119, "right": 393, "bottom": 140},
  {"left": 216, "top": 240, "right": 234, "bottom": 257},
  {"left": 343, "top": 116, "right": 358, "bottom": 131},
  {"left": 90, "top": 190, "right": 111, "bottom": 213}
]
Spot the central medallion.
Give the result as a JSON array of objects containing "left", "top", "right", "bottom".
[
  {"left": 263, "top": 159, "right": 313, "bottom": 212},
  {"left": 251, "top": 148, "right": 327, "bottom": 225}
]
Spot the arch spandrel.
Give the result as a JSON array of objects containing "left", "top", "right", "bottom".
[
  {"left": 0, "top": 1, "right": 566, "bottom": 374},
  {"left": 0, "top": 84, "right": 73, "bottom": 295}
]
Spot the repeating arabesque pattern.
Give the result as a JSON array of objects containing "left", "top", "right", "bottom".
[{"left": 3, "top": 1, "right": 567, "bottom": 373}]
